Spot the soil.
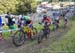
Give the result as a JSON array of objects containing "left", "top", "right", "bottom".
[{"left": 0, "top": 26, "right": 70, "bottom": 53}]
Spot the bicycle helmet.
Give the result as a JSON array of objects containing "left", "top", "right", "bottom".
[
  {"left": 23, "top": 16, "right": 30, "bottom": 21},
  {"left": 43, "top": 15, "right": 47, "bottom": 19}
]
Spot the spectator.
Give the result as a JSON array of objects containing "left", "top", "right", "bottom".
[
  {"left": 5, "top": 12, "right": 11, "bottom": 25},
  {"left": 6, "top": 12, "right": 15, "bottom": 35},
  {"left": 8, "top": 15, "right": 15, "bottom": 30},
  {"left": 0, "top": 16, "right": 3, "bottom": 40}
]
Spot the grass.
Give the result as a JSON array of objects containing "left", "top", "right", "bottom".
[
  {"left": 2, "top": 24, "right": 17, "bottom": 39},
  {"left": 40, "top": 16, "right": 75, "bottom": 53}
]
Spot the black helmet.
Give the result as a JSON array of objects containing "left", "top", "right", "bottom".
[{"left": 43, "top": 15, "right": 47, "bottom": 18}]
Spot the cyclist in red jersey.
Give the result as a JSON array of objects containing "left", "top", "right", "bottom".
[{"left": 42, "top": 15, "right": 52, "bottom": 25}]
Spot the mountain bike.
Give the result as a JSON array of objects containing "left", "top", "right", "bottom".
[
  {"left": 37, "top": 22, "right": 50, "bottom": 43},
  {"left": 12, "top": 25, "right": 37, "bottom": 46}
]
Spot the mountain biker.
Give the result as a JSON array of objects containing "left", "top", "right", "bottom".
[
  {"left": 42, "top": 15, "right": 52, "bottom": 26},
  {"left": 23, "top": 16, "right": 33, "bottom": 28},
  {"left": 39, "top": 15, "right": 51, "bottom": 41},
  {"left": 54, "top": 17, "right": 60, "bottom": 29},
  {"left": 23, "top": 16, "right": 33, "bottom": 40},
  {"left": 64, "top": 16, "right": 68, "bottom": 27},
  {"left": 16, "top": 14, "right": 23, "bottom": 28}
]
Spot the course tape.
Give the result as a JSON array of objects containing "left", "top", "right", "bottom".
[{"left": 0, "top": 28, "right": 20, "bottom": 33}]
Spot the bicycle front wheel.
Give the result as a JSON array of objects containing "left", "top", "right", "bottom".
[
  {"left": 32, "top": 27, "right": 37, "bottom": 37},
  {"left": 12, "top": 30, "right": 26, "bottom": 46},
  {"left": 37, "top": 30, "right": 43, "bottom": 43}
]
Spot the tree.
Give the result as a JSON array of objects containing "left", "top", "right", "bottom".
[
  {"left": 0, "top": 0, "right": 37, "bottom": 14},
  {"left": 0, "top": 0, "right": 19, "bottom": 14},
  {"left": 48, "top": 0, "right": 52, "bottom": 3},
  {"left": 59, "top": 0, "right": 64, "bottom": 2},
  {"left": 16, "top": 0, "right": 37, "bottom": 14}
]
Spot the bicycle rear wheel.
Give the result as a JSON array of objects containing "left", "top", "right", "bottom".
[{"left": 12, "top": 30, "right": 26, "bottom": 46}]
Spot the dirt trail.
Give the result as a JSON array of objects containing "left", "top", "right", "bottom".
[{"left": 0, "top": 26, "right": 70, "bottom": 53}]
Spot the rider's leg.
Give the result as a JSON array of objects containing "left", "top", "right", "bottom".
[{"left": 27, "top": 24, "right": 33, "bottom": 40}]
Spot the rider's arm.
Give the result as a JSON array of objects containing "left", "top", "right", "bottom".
[{"left": 47, "top": 18, "right": 51, "bottom": 23}]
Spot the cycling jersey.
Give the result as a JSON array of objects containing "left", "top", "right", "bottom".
[{"left": 42, "top": 17, "right": 51, "bottom": 23}]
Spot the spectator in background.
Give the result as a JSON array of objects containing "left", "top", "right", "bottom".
[
  {"left": 5, "top": 12, "right": 11, "bottom": 25},
  {"left": 5, "top": 12, "right": 15, "bottom": 29},
  {"left": 8, "top": 15, "right": 15, "bottom": 30},
  {"left": 50, "top": 15, "right": 54, "bottom": 24},
  {"left": 0, "top": 16, "right": 3, "bottom": 40},
  {"left": 5, "top": 12, "right": 15, "bottom": 35}
]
